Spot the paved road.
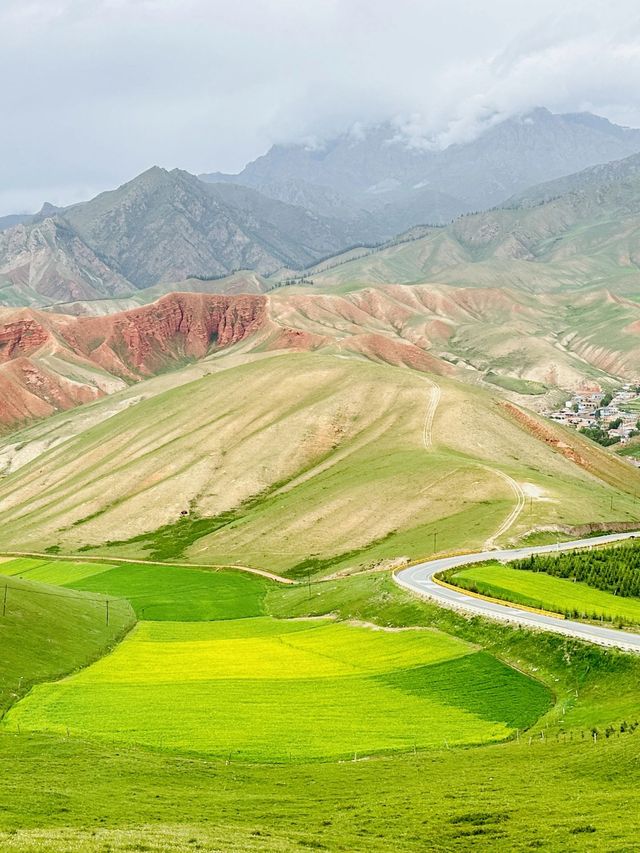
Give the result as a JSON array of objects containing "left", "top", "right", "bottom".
[{"left": 395, "top": 531, "right": 640, "bottom": 652}]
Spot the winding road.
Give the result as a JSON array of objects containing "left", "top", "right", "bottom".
[{"left": 395, "top": 531, "right": 640, "bottom": 652}]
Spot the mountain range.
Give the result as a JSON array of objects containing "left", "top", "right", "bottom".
[
  {"left": 311, "top": 148, "right": 640, "bottom": 298},
  {"left": 0, "top": 168, "right": 368, "bottom": 307},
  {"left": 202, "top": 108, "right": 640, "bottom": 234},
  {"left": 1, "top": 107, "right": 640, "bottom": 568},
  {"left": 3, "top": 108, "right": 640, "bottom": 311}
]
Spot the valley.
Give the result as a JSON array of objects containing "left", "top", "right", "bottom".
[
  {"left": 3, "top": 77, "right": 640, "bottom": 850},
  {"left": 2, "top": 542, "right": 640, "bottom": 850}
]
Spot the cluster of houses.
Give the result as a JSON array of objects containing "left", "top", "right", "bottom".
[{"left": 546, "top": 382, "right": 640, "bottom": 452}]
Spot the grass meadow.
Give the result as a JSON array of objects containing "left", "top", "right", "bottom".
[
  {"left": 65, "top": 563, "right": 268, "bottom": 620},
  {"left": 2, "top": 554, "right": 640, "bottom": 849},
  {"left": 0, "top": 573, "right": 134, "bottom": 715},
  {"left": 0, "top": 558, "right": 268, "bottom": 621},
  {"left": 1, "top": 617, "right": 550, "bottom": 760},
  {"left": 0, "top": 558, "right": 117, "bottom": 586},
  {"left": 450, "top": 561, "right": 640, "bottom": 625}
]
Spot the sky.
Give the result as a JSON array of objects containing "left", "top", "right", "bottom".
[{"left": 2, "top": 0, "right": 640, "bottom": 215}]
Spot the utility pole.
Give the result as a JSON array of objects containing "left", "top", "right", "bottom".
[
  {"left": 106, "top": 599, "right": 110, "bottom": 626},
  {"left": 2, "top": 584, "right": 6, "bottom": 617},
  {"left": 433, "top": 530, "right": 438, "bottom": 553},
  {"left": 307, "top": 568, "right": 312, "bottom": 600}
]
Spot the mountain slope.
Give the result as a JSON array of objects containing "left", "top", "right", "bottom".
[
  {"left": 0, "top": 350, "right": 637, "bottom": 572},
  {"left": 0, "top": 214, "right": 32, "bottom": 232},
  {"left": 3, "top": 274, "right": 640, "bottom": 433},
  {"left": 508, "top": 150, "right": 640, "bottom": 208},
  {"left": 204, "top": 109, "right": 640, "bottom": 235},
  {"left": 310, "top": 145, "right": 640, "bottom": 302},
  {"left": 0, "top": 169, "right": 366, "bottom": 307},
  {"left": 0, "top": 287, "right": 460, "bottom": 431}
]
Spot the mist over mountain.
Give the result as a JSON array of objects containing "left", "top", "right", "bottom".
[
  {"left": 507, "top": 150, "right": 640, "bottom": 208},
  {"left": 4, "top": 107, "right": 640, "bottom": 309},
  {"left": 0, "top": 214, "right": 32, "bottom": 233},
  {"left": 203, "top": 109, "right": 640, "bottom": 235}
]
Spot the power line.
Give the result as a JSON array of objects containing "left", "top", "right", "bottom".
[{"left": 0, "top": 581, "right": 127, "bottom": 606}]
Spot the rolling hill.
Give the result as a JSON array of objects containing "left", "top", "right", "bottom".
[
  {"left": 0, "top": 567, "right": 134, "bottom": 714},
  {"left": 1, "top": 279, "right": 639, "bottom": 433},
  {"left": 0, "top": 345, "right": 637, "bottom": 574}
]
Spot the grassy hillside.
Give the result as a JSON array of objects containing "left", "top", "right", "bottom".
[
  {"left": 0, "top": 557, "right": 269, "bottom": 621},
  {"left": 0, "top": 351, "right": 638, "bottom": 574},
  {"left": 266, "top": 282, "right": 640, "bottom": 387},
  {"left": 1, "top": 565, "right": 640, "bottom": 850},
  {"left": 0, "top": 568, "right": 134, "bottom": 715}
]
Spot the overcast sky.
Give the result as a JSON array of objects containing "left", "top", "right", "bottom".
[{"left": 2, "top": 0, "right": 640, "bottom": 215}]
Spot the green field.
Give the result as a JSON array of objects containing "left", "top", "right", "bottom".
[
  {"left": 0, "top": 558, "right": 268, "bottom": 621},
  {"left": 0, "top": 574, "right": 134, "bottom": 714},
  {"left": 1, "top": 616, "right": 550, "bottom": 760},
  {"left": 2, "top": 568, "right": 640, "bottom": 850},
  {"left": 0, "top": 558, "right": 117, "bottom": 585},
  {"left": 64, "top": 563, "right": 268, "bottom": 621},
  {"left": 449, "top": 561, "right": 640, "bottom": 624}
]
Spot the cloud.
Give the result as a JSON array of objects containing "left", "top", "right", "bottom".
[{"left": 1, "top": 0, "right": 640, "bottom": 213}]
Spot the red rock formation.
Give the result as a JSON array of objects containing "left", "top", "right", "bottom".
[
  {"left": 0, "top": 293, "right": 267, "bottom": 430},
  {"left": 0, "top": 289, "right": 456, "bottom": 433},
  {"left": 0, "top": 315, "right": 52, "bottom": 363},
  {"left": 59, "top": 292, "right": 267, "bottom": 378}
]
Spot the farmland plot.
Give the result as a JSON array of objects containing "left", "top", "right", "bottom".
[{"left": 3, "top": 617, "right": 551, "bottom": 761}]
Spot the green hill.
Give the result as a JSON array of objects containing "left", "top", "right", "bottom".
[
  {"left": 0, "top": 568, "right": 134, "bottom": 715},
  {"left": 1, "top": 560, "right": 640, "bottom": 850}
]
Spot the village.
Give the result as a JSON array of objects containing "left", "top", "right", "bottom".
[{"left": 546, "top": 381, "right": 640, "bottom": 462}]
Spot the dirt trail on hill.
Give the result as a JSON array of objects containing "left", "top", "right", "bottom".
[
  {"left": 422, "top": 379, "right": 441, "bottom": 448},
  {"left": 483, "top": 469, "right": 526, "bottom": 549},
  {"left": 420, "top": 379, "right": 525, "bottom": 548}
]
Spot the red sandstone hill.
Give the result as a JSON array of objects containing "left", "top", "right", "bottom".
[
  {"left": 0, "top": 289, "right": 456, "bottom": 431},
  {"left": 0, "top": 293, "right": 267, "bottom": 429}
]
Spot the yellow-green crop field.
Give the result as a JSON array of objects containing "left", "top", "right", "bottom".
[
  {"left": 451, "top": 562, "right": 640, "bottom": 625},
  {"left": 1, "top": 617, "right": 550, "bottom": 761}
]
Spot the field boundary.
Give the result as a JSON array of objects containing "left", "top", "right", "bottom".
[{"left": 0, "top": 552, "right": 296, "bottom": 585}]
